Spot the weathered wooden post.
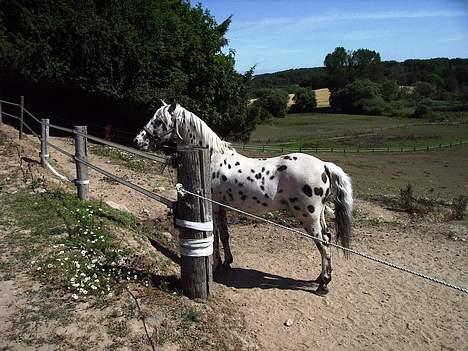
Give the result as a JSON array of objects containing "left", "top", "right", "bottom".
[
  {"left": 19, "top": 96, "right": 24, "bottom": 139},
  {"left": 175, "top": 146, "right": 213, "bottom": 299},
  {"left": 40, "top": 119, "right": 50, "bottom": 167},
  {"left": 74, "top": 126, "right": 89, "bottom": 200}
]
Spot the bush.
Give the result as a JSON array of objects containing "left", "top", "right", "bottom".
[
  {"left": 412, "top": 98, "right": 434, "bottom": 118},
  {"left": 414, "top": 81, "right": 436, "bottom": 99},
  {"left": 449, "top": 195, "right": 467, "bottom": 220},
  {"left": 290, "top": 88, "right": 316, "bottom": 113},
  {"left": 331, "top": 79, "right": 386, "bottom": 115},
  {"left": 255, "top": 89, "right": 289, "bottom": 118}
]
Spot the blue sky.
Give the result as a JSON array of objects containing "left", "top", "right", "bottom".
[{"left": 196, "top": 0, "right": 468, "bottom": 74}]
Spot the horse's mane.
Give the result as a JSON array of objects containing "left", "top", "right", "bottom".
[{"left": 175, "top": 106, "right": 232, "bottom": 154}]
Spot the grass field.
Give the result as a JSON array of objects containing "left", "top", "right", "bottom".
[{"left": 249, "top": 111, "right": 468, "bottom": 148}]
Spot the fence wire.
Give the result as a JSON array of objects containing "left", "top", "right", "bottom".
[{"left": 176, "top": 185, "right": 468, "bottom": 295}]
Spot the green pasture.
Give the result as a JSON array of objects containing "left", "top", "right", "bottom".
[{"left": 249, "top": 111, "right": 468, "bottom": 149}]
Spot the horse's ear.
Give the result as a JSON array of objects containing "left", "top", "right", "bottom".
[
  {"left": 168, "top": 102, "right": 177, "bottom": 113},
  {"left": 160, "top": 99, "right": 167, "bottom": 106}
]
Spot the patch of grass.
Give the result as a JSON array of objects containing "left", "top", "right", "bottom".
[{"left": 7, "top": 191, "right": 155, "bottom": 300}]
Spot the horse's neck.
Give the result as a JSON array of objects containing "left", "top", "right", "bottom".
[{"left": 180, "top": 110, "right": 230, "bottom": 156}]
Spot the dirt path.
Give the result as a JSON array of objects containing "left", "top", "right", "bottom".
[{"left": 1, "top": 124, "right": 466, "bottom": 350}]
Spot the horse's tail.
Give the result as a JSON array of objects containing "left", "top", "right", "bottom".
[{"left": 325, "top": 162, "right": 353, "bottom": 257}]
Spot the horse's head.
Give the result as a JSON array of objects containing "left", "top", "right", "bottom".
[{"left": 134, "top": 102, "right": 181, "bottom": 151}]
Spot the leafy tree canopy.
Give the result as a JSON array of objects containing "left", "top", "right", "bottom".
[{"left": 0, "top": 0, "right": 258, "bottom": 141}]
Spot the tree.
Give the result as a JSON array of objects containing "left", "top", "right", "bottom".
[
  {"left": 380, "top": 80, "right": 399, "bottom": 101},
  {"left": 290, "top": 88, "right": 316, "bottom": 113},
  {"left": 331, "top": 79, "right": 386, "bottom": 115},
  {"left": 255, "top": 89, "right": 288, "bottom": 118},
  {"left": 0, "top": 0, "right": 257, "bottom": 141},
  {"left": 324, "top": 47, "right": 350, "bottom": 91},
  {"left": 349, "top": 49, "right": 382, "bottom": 81}
]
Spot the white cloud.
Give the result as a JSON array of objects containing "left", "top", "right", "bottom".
[{"left": 438, "top": 33, "right": 468, "bottom": 42}]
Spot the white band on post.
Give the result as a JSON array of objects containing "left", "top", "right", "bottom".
[
  {"left": 75, "top": 179, "right": 90, "bottom": 185},
  {"left": 179, "top": 236, "right": 214, "bottom": 257},
  {"left": 175, "top": 218, "right": 213, "bottom": 231}
]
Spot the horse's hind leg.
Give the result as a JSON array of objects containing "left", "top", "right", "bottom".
[
  {"left": 305, "top": 212, "right": 332, "bottom": 294},
  {"left": 218, "top": 207, "right": 233, "bottom": 269}
]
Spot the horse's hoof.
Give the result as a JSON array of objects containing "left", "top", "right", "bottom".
[
  {"left": 315, "top": 285, "right": 329, "bottom": 296},
  {"left": 222, "top": 262, "right": 232, "bottom": 270}
]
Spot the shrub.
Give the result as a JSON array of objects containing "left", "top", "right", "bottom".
[
  {"left": 331, "top": 79, "right": 386, "bottom": 115},
  {"left": 449, "top": 195, "right": 467, "bottom": 220},
  {"left": 255, "top": 89, "right": 289, "bottom": 118},
  {"left": 290, "top": 88, "right": 317, "bottom": 113}
]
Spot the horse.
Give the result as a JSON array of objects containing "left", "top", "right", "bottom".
[{"left": 134, "top": 102, "right": 353, "bottom": 294}]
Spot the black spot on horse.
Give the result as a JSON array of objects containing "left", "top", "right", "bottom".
[
  {"left": 262, "top": 203, "right": 268, "bottom": 207},
  {"left": 307, "top": 205, "right": 315, "bottom": 213},
  {"left": 266, "top": 170, "right": 270, "bottom": 175},
  {"left": 247, "top": 177, "right": 253, "bottom": 182},
  {"left": 239, "top": 191, "right": 243, "bottom": 195},
  {"left": 261, "top": 167, "right": 265, "bottom": 172},
  {"left": 216, "top": 171, "right": 220, "bottom": 178},
  {"left": 293, "top": 205, "right": 300, "bottom": 211},
  {"left": 255, "top": 173, "right": 262, "bottom": 180},
  {"left": 278, "top": 165, "right": 287, "bottom": 172},
  {"left": 260, "top": 185, "right": 265, "bottom": 191},
  {"left": 314, "top": 187, "right": 324, "bottom": 196},
  {"left": 302, "top": 213, "right": 307, "bottom": 217},
  {"left": 235, "top": 161, "right": 240, "bottom": 166},
  {"left": 239, "top": 183, "right": 244, "bottom": 187},
  {"left": 238, "top": 169, "right": 242, "bottom": 173},
  {"left": 212, "top": 172, "right": 216, "bottom": 179},
  {"left": 198, "top": 141, "right": 203, "bottom": 146},
  {"left": 289, "top": 197, "right": 298, "bottom": 202},
  {"left": 264, "top": 194, "right": 269, "bottom": 199},
  {"left": 303, "top": 184, "right": 313, "bottom": 197},
  {"left": 269, "top": 176, "right": 275, "bottom": 180},
  {"left": 228, "top": 164, "right": 231, "bottom": 169},
  {"left": 321, "top": 171, "right": 327, "bottom": 183},
  {"left": 278, "top": 189, "right": 283, "bottom": 193},
  {"left": 293, "top": 156, "right": 297, "bottom": 160},
  {"left": 220, "top": 163, "right": 223, "bottom": 167},
  {"left": 253, "top": 196, "right": 258, "bottom": 200},
  {"left": 224, "top": 160, "right": 227, "bottom": 165},
  {"left": 234, "top": 179, "right": 238, "bottom": 184},
  {"left": 282, "top": 156, "right": 291, "bottom": 160},
  {"left": 221, "top": 175, "right": 227, "bottom": 182},
  {"left": 241, "top": 195, "right": 247, "bottom": 201},
  {"left": 251, "top": 169, "right": 255, "bottom": 173}
]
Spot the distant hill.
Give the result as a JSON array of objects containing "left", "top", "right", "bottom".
[{"left": 249, "top": 58, "right": 468, "bottom": 91}]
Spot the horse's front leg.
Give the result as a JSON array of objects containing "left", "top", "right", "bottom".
[
  {"left": 212, "top": 205, "right": 222, "bottom": 272},
  {"left": 218, "top": 207, "right": 233, "bottom": 269}
]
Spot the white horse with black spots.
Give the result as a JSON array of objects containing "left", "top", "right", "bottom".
[{"left": 134, "top": 102, "right": 353, "bottom": 294}]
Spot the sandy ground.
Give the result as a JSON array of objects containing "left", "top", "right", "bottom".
[{"left": 0, "top": 123, "right": 466, "bottom": 350}]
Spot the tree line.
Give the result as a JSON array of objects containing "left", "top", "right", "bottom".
[
  {"left": 250, "top": 49, "right": 468, "bottom": 119},
  {"left": 0, "top": 0, "right": 259, "bottom": 142}
]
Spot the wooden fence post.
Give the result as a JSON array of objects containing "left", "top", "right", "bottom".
[
  {"left": 175, "top": 146, "right": 213, "bottom": 299},
  {"left": 40, "top": 119, "right": 49, "bottom": 167},
  {"left": 74, "top": 126, "right": 89, "bottom": 200},
  {"left": 19, "top": 96, "right": 24, "bottom": 139}
]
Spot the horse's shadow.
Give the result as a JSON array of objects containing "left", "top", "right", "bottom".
[{"left": 215, "top": 267, "right": 318, "bottom": 293}]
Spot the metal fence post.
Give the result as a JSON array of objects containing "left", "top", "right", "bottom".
[
  {"left": 74, "top": 126, "right": 89, "bottom": 200},
  {"left": 175, "top": 146, "right": 213, "bottom": 299},
  {"left": 19, "top": 96, "right": 24, "bottom": 139},
  {"left": 40, "top": 119, "right": 50, "bottom": 167}
]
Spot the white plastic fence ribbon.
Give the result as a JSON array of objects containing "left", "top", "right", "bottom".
[
  {"left": 175, "top": 218, "right": 213, "bottom": 231},
  {"left": 74, "top": 179, "right": 90, "bottom": 185},
  {"left": 179, "top": 236, "right": 214, "bottom": 257}
]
